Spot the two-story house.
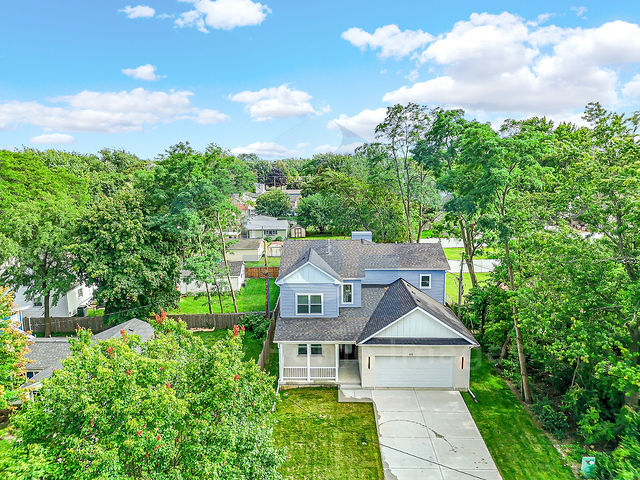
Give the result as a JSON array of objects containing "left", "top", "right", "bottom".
[{"left": 274, "top": 232, "right": 479, "bottom": 390}]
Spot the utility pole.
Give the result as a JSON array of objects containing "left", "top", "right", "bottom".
[{"left": 264, "top": 239, "right": 270, "bottom": 320}]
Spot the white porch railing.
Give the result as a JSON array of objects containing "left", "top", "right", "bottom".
[{"left": 282, "top": 366, "right": 337, "bottom": 380}]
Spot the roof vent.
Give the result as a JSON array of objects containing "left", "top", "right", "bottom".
[{"left": 351, "top": 231, "right": 373, "bottom": 242}]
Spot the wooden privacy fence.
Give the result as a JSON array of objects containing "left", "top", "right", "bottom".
[
  {"left": 245, "top": 266, "right": 280, "bottom": 278},
  {"left": 257, "top": 297, "right": 280, "bottom": 370},
  {"left": 24, "top": 312, "right": 265, "bottom": 334},
  {"left": 23, "top": 316, "right": 108, "bottom": 334}
]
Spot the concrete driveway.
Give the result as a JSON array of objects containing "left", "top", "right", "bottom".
[{"left": 372, "top": 390, "right": 501, "bottom": 480}]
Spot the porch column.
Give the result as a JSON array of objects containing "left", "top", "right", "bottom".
[
  {"left": 306, "top": 343, "right": 311, "bottom": 382},
  {"left": 335, "top": 343, "right": 339, "bottom": 382},
  {"left": 278, "top": 343, "right": 284, "bottom": 381}
]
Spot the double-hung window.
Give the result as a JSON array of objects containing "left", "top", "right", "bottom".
[
  {"left": 342, "top": 283, "right": 353, "bottom": 304},
  {"left": 419, "top": 274, "right": 432, "bottom": 289},
  {"left": 264, "top": 229, "right": 278, "bottom": 236},
  {"left": 298, "top": 344, "right": 323, "bottom": 355},
  {"left": 297, "top": 294, "right": 323, "bottom": 315}
]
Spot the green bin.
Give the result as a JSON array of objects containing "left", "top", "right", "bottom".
[{"left": 581, "top": 457, "right": 596, "bottom": 478}]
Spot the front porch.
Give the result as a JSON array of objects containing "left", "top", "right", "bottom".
[{"left": 278, "top": 343, "right": 361, "bottom": 385}]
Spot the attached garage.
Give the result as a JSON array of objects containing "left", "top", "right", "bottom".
[{"left": 374, "top": 355, "right": 455, "bottom": 388}]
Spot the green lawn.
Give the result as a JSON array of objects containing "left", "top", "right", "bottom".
[
  {"left": 443, "top": 247, "right": 498, "bottom": 260},
  {"left": 171, "top": 279, "right": 279, "bottom": 314},
  {"left": 464, "top": 350, "right": 575, "bottom": 480},
  {"left": 194, "top": 329, "right": 264, "bottom": 362},
  {"left": 445, "top": 272, "right": 490, "bottom": 304},
  {"left": 245, "top": 256, "right": 281, "bottom": 267},
  {"left": 274, "top": 388, "right": 384, "bottom": 480}
]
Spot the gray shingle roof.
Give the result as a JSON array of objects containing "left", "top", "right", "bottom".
[
  {"left": 26, "top": 338, "right": 70, "bottom": 372},
  {"left": 277, "top": 239, "right": 450, "bottom": 281},
  {"left": 280, "top": 247, "right": 341, "bottom": 281},
  {"left": 229, "top": 238, "right": 262, "bottom": 250},
  {"left": 92, "top": 318, "right": 155, "bottom": 343},
  {"left": 362, "top": 337, "right": 473, "bottom": 346},
  {"left": 243, "top": 215, "right": 289, "bottom": 231},
  {"left": 357, "top": 279, "right": 478, "bottom": 345}
]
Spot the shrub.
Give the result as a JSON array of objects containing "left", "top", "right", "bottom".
[
  {"left": 578, "top": 407, "right": 616, "bottom": 446},
  {"left": 242, "top": 312, "right": 270, "bottom": 339},
  {"left": 264, "top": 236, "right": 272, "bottom": 243},
  {"left": 275, "top": 235, "right": 283, "bottom": 241},
  {"left": 532, "top": 397, "right": 570, "bottom": 439}
]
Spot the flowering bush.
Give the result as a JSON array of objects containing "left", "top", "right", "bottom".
[{"left": 11, "top": 317, "right": 282, "bottom": 479}]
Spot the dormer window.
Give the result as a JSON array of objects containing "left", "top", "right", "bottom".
[
  {"left": 297, "top": 294, "right": 323, "bottom": 315},
  {"left": 342, "top": 283, "right": 353, "bottom": 304},
  {"left": 420, "top": 274, "right": 432, "bottom": 289}
]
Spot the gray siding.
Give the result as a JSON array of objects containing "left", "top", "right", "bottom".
[
  {"left": 339, "top": 279, "right": 362, "bottom": 308},
  {"left": 280, "top": 283, "right": 340, "bottom": 318},
  {"left": 363, "top": 270, "right": 446, "bottom": 304}
]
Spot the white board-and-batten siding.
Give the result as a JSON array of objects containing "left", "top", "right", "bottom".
[{"left": 374, "top": 308, "right": 458, "bottom": 339}]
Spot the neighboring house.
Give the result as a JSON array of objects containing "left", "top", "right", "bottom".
[
  {"left": 24, "top": 318, "right": 154, "bottom": 397},
  {"left": 242, "top": 215, "right": 289, "bottom": 239},
  {"left": 274, "top": 233, "right": 479, "bottom": 390},
  {"left": 226, "top": 239, "right": 265, "bottom": 262},
  {"left": 12, "top": 283, "right": 96, "bottom": 318},
  {"left": 267, "top": 241, "right": 283, "bottom": 258},
  {"left": 284, "top": 189, "right": 302, "bottom": 210},
  {"left": 290, "top": 224, "right": 307, "bottom": 238},
  {"left": 255, "top": 183, "right": 266, "bottom": 195},
  {"left": 179, "top": 262, "right": 246, "bottom": 294}
]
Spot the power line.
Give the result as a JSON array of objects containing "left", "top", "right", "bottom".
[{"left": 283, "top": 395, "right": 492, "bottom": 480}]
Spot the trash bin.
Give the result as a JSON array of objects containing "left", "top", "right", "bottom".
[{"left": 581, "top": 457, "right": 596, "bottom": 478}]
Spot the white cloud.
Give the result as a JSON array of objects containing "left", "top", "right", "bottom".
[
  {"left": 29, "top": 133, "right": 75, "bottom": 145},
  {"left": 122, "top": 64, "right": 165, "bottom": 81},
  {"left": 328, "top": 107, "right": 387, "bottom": 141},
  {"left": 0, "top": 88, "right": 228, "bottom": 133},
  {"left": 571, "top": 6, "right": 587, "bottom": 19},
  {"left": 296, "top": 142, "right": 310, "bottom": 149},
  {"left": 383, "top": 14, "right": 640, "bottom": 116},
  {"left": 231, "top": 141, "right": 296, "bottom": 158},
  {"left": 176, "top": 0, "right": 270, "bottom": 32},
  {"left": 342, "top": 24, "right": 433, "bottom": 58},
  {"left": 622, "top": 74, "right": 640, "bottom": 97},
  {"left": 120, "top": 5, "right": 155, "bottom": 19},
  {"left": 230, "top": 84, "right": 326, "bottom": 121},
  {"left": 313, "top": 142, "right": 363, "bottom": 154}
]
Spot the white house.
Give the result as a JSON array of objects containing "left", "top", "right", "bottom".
[
  {"left": 12, "top": 283, "right": 96, "bottom": 318},
  {"left": 179, "top": 262, "right": 246, "bottom": 294},
  {"left": 226, "top": 239, "right": 265, "bottom": 262},
  {"left": 242, "top": 215, "right": 289, "bottom": 240}
]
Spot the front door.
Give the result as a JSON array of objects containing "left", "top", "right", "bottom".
[{"left": 339, "top": 344, "right": 358, "bottom": 360}]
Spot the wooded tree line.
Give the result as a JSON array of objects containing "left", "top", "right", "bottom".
[{"left": 0, "top": 143, "right": 253, "bottom": 334}]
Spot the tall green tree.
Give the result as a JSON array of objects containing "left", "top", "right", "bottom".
[{"left": 255, "top": 189, "right": 291, "bottom": 217}]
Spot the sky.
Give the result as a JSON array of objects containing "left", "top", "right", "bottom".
[{"left": 1, "top": 1, "right": 640, "bottom": 159}]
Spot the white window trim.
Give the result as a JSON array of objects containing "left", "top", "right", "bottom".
[
  {"left": 297, "top": 343, "right": 324, "bottom": 356},
  {"left": 341, "top": 282, "right": 354, "bottom": 304},
  {"left": 419, "top": 274, "right": 432, "bottom": 289},
  {"left": 296, "top": 293, "right": 324, "bottom": 316}
]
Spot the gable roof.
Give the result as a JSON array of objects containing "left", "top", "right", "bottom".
[
  {"left": 243, "top": 215, "right": 289, "bottom": 231},
  {"left": 356, "top": 279, "right": 478, "bottom": 345},
  {"left": 92, "top": 318, "right": 155, "bottom": 343},
  {"left": 229, "top": 238, "right": 263, "bottom": 250},
  {"left": 26, "top": 338, "right": 71, "bottom": 372},
  {"left": 277, "top": 239, "right": 450, "bottom": 281},
  {"left": 279, "top": 247, "right": 341, "bottom": 282}
]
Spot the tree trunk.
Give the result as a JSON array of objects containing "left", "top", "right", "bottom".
[
  {"left": 216, "top": 213, "right": 238, "bottom": 313},
  {"left": 480, "top": 300, "right": 487, "bottom": 338},
  {"left": 457, "top": 253, "right": 464, "bottom": 316},
  {"left": 44, "top": 291, "right": 51, "bottom": 337},
  {"left": 204, "top": 281, "right": 213, "bottom": 315},
  {"left": 505, "top": 241, "right": 533, "bottom": 403},
  {"left": 459, "top": 218, "right": 478, "bottom": 287},
  {"left": 625, "top": 318, "right": 639, "bottom": 407},
  {"left": 212, "top": 277, "right": 223, "bottom": 313},
  {"left": 264, "top": 240, "right": 270, "bottom": 320},
  {"left": 499, "top": 336, "right": 510, "bottom": 360}
]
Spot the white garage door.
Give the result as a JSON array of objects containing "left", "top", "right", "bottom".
[{"left": 375, "top": 356, "right": 454, "bottom": 388}]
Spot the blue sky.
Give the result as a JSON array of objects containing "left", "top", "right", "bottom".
[{"left": 1, "top": 1, "right": 639, "bottom": 159}]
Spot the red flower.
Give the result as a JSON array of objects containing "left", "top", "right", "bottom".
[
  {"left": 107, "top": 346, "right": 114, "bottom": 355},
  {"left": 120, "top": 328, "right": 126, "bottom": 336},
  {"left": 153, "top": 444, "right": 160, "bottom": 452},
  {"left": 233, "top": 325, "right": 240, "bottom": 337},
  {"left": 126, "top": 369, "right": 132, "bottom": 375},
  {"left": 240, "top": 325, "right": 245, "bottom": 332},
  {"left": 157, "top": 433, "right": 161, "bottom": 440},
  {"left": 233, "top": 374, "right": 239, "bottom": 382},
  {"left": 166, "top": 381, "right": 171, "bottom": 389},
  {"left": 91, "top": 418, "right": 94, "bottom": 428},
  {"left": 137, "top": 430, "right": 143, "bottom": 437}
]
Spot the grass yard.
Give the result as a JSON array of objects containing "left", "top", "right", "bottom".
[
  {"left": 194, "top": 329, "right": 264, "bottom": 362},
  {"left": 445, "top": 272, "right": 490, "bottom": 304},
  {"left": 464, "top": 350, "right": 575, "bottom": 480},
  {"left": 443, "top": 247, "right": 498, "bottom": 260},
  {"left": 274, "top": 388, "right": 384, "bottom": 480},
  {"left": 244, "top": 256, "right": 281, "bottom": 267},
  {"left": 171, "top": 279, "right": 279, "bottom": 314}
]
